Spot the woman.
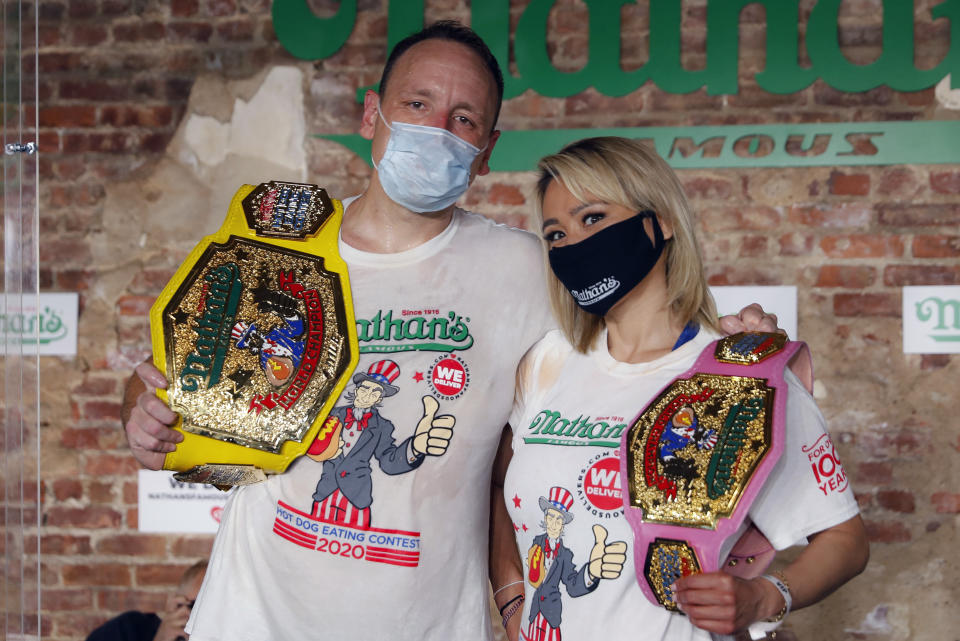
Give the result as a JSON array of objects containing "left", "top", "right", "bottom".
[{"left": 491, "top": 137, "right": 868, "bottom": 641}]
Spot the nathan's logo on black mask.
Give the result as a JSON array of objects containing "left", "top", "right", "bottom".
[
  {"left": 571, "top": 276, "right": 621, "bottom": 306},
  {"left": 549, "top": 211, "right": 666, "bottom": 317}
]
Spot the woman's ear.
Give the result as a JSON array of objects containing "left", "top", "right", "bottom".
[{"left": 656, "top": 214, "right": 674, "bottom": 241}]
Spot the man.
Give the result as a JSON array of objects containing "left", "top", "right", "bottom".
[
  {"left": 123, "top": 21, "right": 781, "bottom": 641},
  {"left": 85, "top": 561, "right": 207, "bottom": 641}
]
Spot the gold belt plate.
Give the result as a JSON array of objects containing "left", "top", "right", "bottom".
[
  {"left": 624, "top": 374, "right": 775, "bottom": 528},
  {"left": 150, "top": 183, "right": 358, "bottom": 479}
]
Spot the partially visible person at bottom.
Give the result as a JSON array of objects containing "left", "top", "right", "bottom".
[
  {"left": 86, "top": 560, "right": 207, "bottom": 641},
  {"left": 492, "top": 137, "right": 869, "bottom": 641}
]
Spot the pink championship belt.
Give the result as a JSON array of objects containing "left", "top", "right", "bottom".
[{"left": 619, "top": 332, "right": 807, "bottom": 611}]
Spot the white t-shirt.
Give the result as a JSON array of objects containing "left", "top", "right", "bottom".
[
  {"left": 505, "top": 328, "right": 859, "bottom": 641},
  {"left": 187, "top": 205, "right": 554, "bottom": 641}
]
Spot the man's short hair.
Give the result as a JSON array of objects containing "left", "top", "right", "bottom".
[{"left": 378, "top": 20, "right": 505, "bottom": 130}]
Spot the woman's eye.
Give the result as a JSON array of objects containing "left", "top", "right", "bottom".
[
  {"left": 583, "top": 213, "right": 604, "bottom": 226},
  {"left": 543, "top": 229, "right": 565, "bottom": 242}
]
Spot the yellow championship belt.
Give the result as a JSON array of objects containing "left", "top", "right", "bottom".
[{"left": 150, "top": 182, "right": 359, "bottom": 487}]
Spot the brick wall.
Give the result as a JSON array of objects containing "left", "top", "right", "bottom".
[{"left": 24, "top": 1, "right": 959, "bottom": 639}]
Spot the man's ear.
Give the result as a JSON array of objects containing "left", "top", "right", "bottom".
[
  {"left": 359, "top": 90, "right": 380, "bottom": 141},
  {"left": 475, "top": 129, "right": 501, "bottom": 177}
]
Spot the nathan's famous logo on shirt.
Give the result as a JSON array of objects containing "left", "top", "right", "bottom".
[
  {"left": 523, "top": 410, "right": 628, "bottom": 448},
  {"left": 576, "top": 452, "right": 624, "bottom": 519},
  {"left": 803, "top": 434, "right": 848, "bottom": 496},
  {"left": 571, "top": 276, "right": 620, "bottom": 306},
  {"left": 356, "top": 309, "right": 473, "bottom": 354}
]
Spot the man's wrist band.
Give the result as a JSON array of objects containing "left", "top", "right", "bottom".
[{"left": 500, "top": 594, "right": 524, "bottom": 627}]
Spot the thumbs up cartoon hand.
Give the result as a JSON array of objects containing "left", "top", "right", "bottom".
[
  {"left": 588, "top": 524, "right": 627, "bottom": 581},
  {"left": 412, "top": 395, "right": 455, "bottom": 456}
]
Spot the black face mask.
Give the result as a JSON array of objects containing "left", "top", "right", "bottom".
[{"left": 548, "top": 211, "right": 666, "bottom": 317}]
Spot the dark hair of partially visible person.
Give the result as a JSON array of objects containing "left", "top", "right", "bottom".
[
  {"left": 378, "top": 20, "right": 505, "bottom": 131},
  {"left": 181, "top": 559, "right": 208, "bottom": 587}
]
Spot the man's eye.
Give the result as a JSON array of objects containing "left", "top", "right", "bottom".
[
  {"left": 455, "top": 115, "right": 475, "bottom": 127},
  {"left": 408, "top": 101, "right": 424, "bottom": 109}
]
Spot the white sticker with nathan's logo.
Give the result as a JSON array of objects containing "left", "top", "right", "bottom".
[{"left": 137, "top": 470, "right": 233, "bottom": 533}]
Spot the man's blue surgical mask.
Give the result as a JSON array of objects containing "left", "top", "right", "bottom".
[{"left": 373, "top": 104, "right": 486, "bottom": 213}]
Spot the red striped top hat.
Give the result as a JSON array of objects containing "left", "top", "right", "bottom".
[
  {"left": 538, "top": 486, "right": 575, "bottom": 523},
  {"left": 352, "top": 359, "right": 401, "bottom": 397}
]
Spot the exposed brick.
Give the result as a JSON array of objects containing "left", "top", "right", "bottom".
[
  {"left": 883, "top": 265, "right": 960, "bottom": 286},
  {"left": 171, "top": 536, "right": 216, "bottom": 558},
  {"left": 51, "top": 479, "right": 83, "bottom": 501},
  {"left": 67, "top": 23, "right": 109, "bottom": 46},
  {"left": 920, "top": 354, "right": 951, "bottom": 370},
  {"left": 61, "top": 427, "right": 107, "bottom": 449},
  {"left": 99, "top": 105, "right": 174, "bottom": 128},
  {"left": 739, "top": 235, "right": 768, "bottom": 257},
  {"left": 682, "top": 176, "right": 735, "bottom": 200},
  {"left": 136, "top": 563, "right": 193, "bottom": 586},
  {"left": 59, "top": 80, "right": 130, "bottom": 102},
  {"left": 877, "top": 167, "right": 920, "bottom": 197},
  {"left": 41, "top": 588, "right": 94, "bottom": 611},
  {"left": 702, "top": 205, "right": 782, "bottom": 232},
  {"left": 828, "top": 171, "right": 871, "bottom": 196},
  {"left": 879, "top": 204, "right": 960, "bottom": 227},
  {"left": 171, "top": 0, "right": 199, "bottom": 16},
  {"left": 63, "top": 563, "right": 132, "bottom": 587},
  {"left": 856, "top": 461, "right": 893, "bottom": 484},
  {"left": 85, "top": 454, "right": 141, "bottom": 476},
  {"left": 117, "top": 295, "right": 155, "bottom": 316},
  {"left": 864, "top": 520, "right": 911, "bottom": 543},
  {"left": 876, "top": 490, "right": 916, "bottom": 513},
  {"left": 820, "top": 235, "right": 904, "bottom": 258},
  {"left": 913, "top": 235, "right": 960, "bottom": 258},
  {"left": 40, "top": 535, "right": 92, "bottom": 556},
  {"left": 38, "top": 105, "right": 97, "bottom": 128},
  {"left": 931, "top": 492, "right": 960, "bottom": 513},
  {"left": 815, "top": 265, "right": 876, "bottom": 288},
  {"left": 96, "top": 535, "right": 169, "bottom": 556},
  {"left": 89, "top": 481, "right": 117, "bottom": 505},
  {"left": 168, "top": 21, "right": 214, "bottom": 43},
  {"left": 97, "top": 589, "right": 167, "bottom": 613},
  {"left": 487, "top": 183, "right": 525, "bottom": 206},
  {"left": 67, "top": 0, "right": 97, "bottom": 19},
  {"left": 203, "top": 0, "right": 238, "bottom": 17},
  {"left": 833, "top": 293, "right": 900, "bottom": 317},
  {"left": 216, "top": 17, "right": 255, "bottom": 41},
  {"left": 929, "top": 171, "right": 960, "bottom": 194},
  {"left": 778, "top": 233, "right": 816, "bottom": 256},
  {"left": 45, "top": 506, "right": 123, "bottom": 529},
  {"left": 78, "top": 400, "right": 124, "bottom": 422},
  {"left": 72, "top": 376, "right": 118, "bottom": 396}
]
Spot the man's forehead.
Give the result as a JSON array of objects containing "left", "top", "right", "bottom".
[
  {"left": 386, "top": 40, "right": 498, "bottom": 106},
  {"left": 359, "top": 380, "right": 381, "bottom": 390}
]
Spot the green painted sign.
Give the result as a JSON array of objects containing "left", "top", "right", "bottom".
[
  {"left": 319, "top": 120, "right": 960, "bottom": 170},
  {"left": 274, "top": 0, "right": 960, "bottom": 97},
  {"left": 278, "top": 0, "right": 960, "bottom": 169}
]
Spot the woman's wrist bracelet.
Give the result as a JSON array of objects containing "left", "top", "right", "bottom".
[{"left": 762, "top": 572, "right": 792, "bottom": 622}]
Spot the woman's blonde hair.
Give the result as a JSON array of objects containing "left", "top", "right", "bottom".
[{"left": 535, "top": 136, "right": 719, "bottom": 352}]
